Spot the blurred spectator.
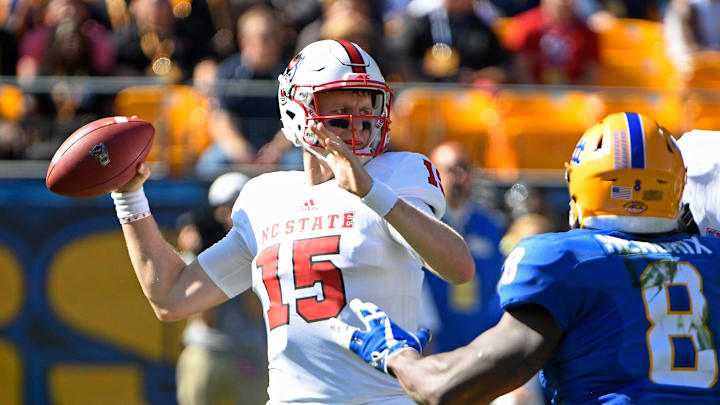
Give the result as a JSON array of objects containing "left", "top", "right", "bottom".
[
  {"left": 0, "top": 27, "right": 18, "bottom": 75},
  {"left": 664, "top": 0, "right": 720, "bottom": 74},
  {"left": 309, "top": 0, "right": 394, "bottom": 75},
  {"left": 389, "top": 0, "right": 511, "bottom": 83},
  {"left": 0, "top": 120, "right": 27, "bottom": 159},
  {"left": 576, "top": 0, "right": 668, "bottom": 24},
  {"left": 425, "top": 141, "right": 545, "bottom": 405},
  {"left": 505, "top": 0, "right": 600, "bottom": 84},
  {"left": 16, "top": 0, "right": 115, "bottom": 78},
  {"left": 3, "top": 0, "right": 48, "bottom": 40},
  {"left": 13, "top": 0, "right": 116, "bottom": 159},
  {"left": 196, "top": 4, "right": 296, "bottom": 177},
  {"left": 112, "top": 0, "right": 217, "bottom": 81},
  {"left": 269, "top": 0, "right": 322, "bottom": 32},
  {"left": 574, "top": 1, "right": 669, "bottom": 32},
  {"left": 423, "top": 141, "right": 506, "bottom": 352},
  {"left": 176, "top": 171, "right": 268, "bottom": 405},
  {"left": 489, "top": 0, "right": 539, "bottom": 16},
  {"left": 295, "top": 0, "right": 383, "bottom": 51}
]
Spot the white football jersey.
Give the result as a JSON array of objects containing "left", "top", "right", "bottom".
[
  {"left": 677, "top": 130, "right": 720, "bottom": 237},
  {"left": 198, "top": 151, "right": 446, "bottom": 404}
]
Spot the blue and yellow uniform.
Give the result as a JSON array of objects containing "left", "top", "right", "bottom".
[{"left": 499, "top": 229, "right": 720, "bottom": 404}]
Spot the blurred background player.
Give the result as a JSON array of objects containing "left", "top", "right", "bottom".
[
  {"left": 331, "top": 112, "right": 720, "bottom": 405},
  {"left": 110, "top": 39, "right": 474, "bottom": 404},
  {"left": 175, "top": 171, "right": 268, "bottom": 405},
  {"left": 427, "top": 141, "right": 548, "bottom": 405},
  {"left": 676, "top": 129, "right": 720, "bottom": 237},
  {"left": 425, "top": 141, "right": 506, "bottom": 351}
]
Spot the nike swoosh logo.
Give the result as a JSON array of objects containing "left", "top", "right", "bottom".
[{"left": 312, "top": 67, "right": 325, "bottom": 72}]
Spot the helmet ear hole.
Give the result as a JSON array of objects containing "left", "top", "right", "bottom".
[
  {"left": 285, "top": 110, "right": 296, "bottom": 119},
  {"left": 595, "top": 135, "right": 603, "bottom": 151}
]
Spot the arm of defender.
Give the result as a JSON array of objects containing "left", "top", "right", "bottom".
[
  {"left": 388, "top": 305, "right": 562, "bottom": 405},
  {"left": 115, "top": 164, "right": 229, "bottom": 321}
]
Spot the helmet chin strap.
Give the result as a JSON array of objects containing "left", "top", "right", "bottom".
[
  {"left": 301, "top": 140, "right": 332, "bottom": 164},
  {"left": 300, "top": 140, "right": 374, "bottom": 166}
]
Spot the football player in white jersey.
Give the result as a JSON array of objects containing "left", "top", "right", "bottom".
[{"left": 109, "top": 39, "right": 474, "bottom": 404}]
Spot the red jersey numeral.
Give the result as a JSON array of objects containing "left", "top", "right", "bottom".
[
  {"left": 257, "top": 236, "right": 346, "bottom": 329},
  {"left": 423, "top": 159, "right": 444, "bottom": 194},
  {"left": 293, "top": 236, "right": 345, "bottom": 322},
  {"left": 257, "top": 244, "right": 288, "bottom": 330}
]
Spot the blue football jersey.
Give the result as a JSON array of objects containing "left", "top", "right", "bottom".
[{"left": 498, "top": 229, "right": 720, "bottom": 404}]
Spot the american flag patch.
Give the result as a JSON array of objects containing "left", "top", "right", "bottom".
[{"left": 611, "top": 186, "right": 632, "bottom": 200}]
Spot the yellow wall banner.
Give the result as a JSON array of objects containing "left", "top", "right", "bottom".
[{"left": 0, "top": 178, "right": 208, "bottom": 404}]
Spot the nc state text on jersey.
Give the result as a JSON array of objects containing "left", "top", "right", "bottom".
[{"left": 262, "top": 211, "right": 356, "bottom": 243}]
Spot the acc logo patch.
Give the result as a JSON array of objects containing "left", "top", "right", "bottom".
[
  {"left": 89, "top": 143, "right": 110, "bottom": 166},
  {"left": 624, "top": 201, "right": 648, "bottom": 215}
]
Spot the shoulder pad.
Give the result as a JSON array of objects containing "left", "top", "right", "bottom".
[{"left": 367, "top": 152, "right": 446, "bottom": 218}]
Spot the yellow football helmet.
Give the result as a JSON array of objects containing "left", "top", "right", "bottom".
[{"left": 566, "top": 112, "right": 686, "bottom": 233}]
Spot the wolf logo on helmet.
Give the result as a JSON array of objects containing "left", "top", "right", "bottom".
[
  {"left": 277, "top": 40, "right": 393, "bottom": 160},
  {"left": 565, "top": 112, "right": 686, "bottom": 234}
]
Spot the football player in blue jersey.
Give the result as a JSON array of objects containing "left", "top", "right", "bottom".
[{"left": 329, "top": 112, "right": 720, "bottom": 404}]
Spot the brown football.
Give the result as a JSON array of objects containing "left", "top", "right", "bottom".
[{"left": 46, "top": 116, "right": 155, "bottom": 198}]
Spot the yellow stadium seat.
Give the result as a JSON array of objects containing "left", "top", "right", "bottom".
[
  {"left": 390, "top": 88, "right": 497, "bottom": 166},
  {"left": 599, "top": 50, "right": 681, "bottom": 88},
  {"left": 164, "top": 86, "right": 212, "bottom": 174},
  {"left": 491, "top": 90, "right": 604, "bottom": 171},
  {"left": 114, "top": 85, "right": 211, "bottom": 175},
  {"left": 390, "top": 88, "right": 442, "bottom": 155},
  {"left": 114, "top": 86, "right": 164, "bottom": 163},
  {"left": 686, "top": 51, "right": 720, "bottom": 89},
  {"left": 595, "top": 19, "right": 680, "bottom": 88},
  {"left": 596, "top": 18, "right": 665, "bottom": 53},
  {"left": 0, "top": 85, "right": 26, "bottom": 123},
  {"left": 595, "top": 90, "right": 685, "bottom": 136},
  {"left": 685, "top": 91, "right": 720, "bottom": 132}
]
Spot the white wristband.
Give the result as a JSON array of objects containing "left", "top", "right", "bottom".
[
  {"left": 111, "top": 187, "right": 151, "bottom": 224},
  {"left": 361, "top": 180, "right": 399, "bottom": 217}
]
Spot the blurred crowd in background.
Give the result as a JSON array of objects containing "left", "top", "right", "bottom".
[
  {"left": 3, "top": 1, "right": 720, "bottom": 403},
  {"left": 1, "top": 0, "right": 719, "bottom": 167}
]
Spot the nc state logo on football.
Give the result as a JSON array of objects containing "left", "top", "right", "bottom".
[{"left": 89, "top": 142, "right": 111, "bottom": 166}]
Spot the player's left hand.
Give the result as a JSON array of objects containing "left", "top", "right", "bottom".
[
  {"left": 309, "top": 123, "right": 373, "bottom": 197},
  {"left": 329, "top": 298, "right": 431, "bottom": 375}
]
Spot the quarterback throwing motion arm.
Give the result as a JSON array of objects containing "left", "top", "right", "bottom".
[
  {"left": 310, "top": 122, "right": 475, "bottom": 284},
  {"left": 113, "top": 164, "right": 231, "bottom": 321}
]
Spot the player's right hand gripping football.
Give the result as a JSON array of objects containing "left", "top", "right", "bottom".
[
  {"left": 329, "top": 299, "right": 431, "bottom": 375},
  {"left": 114, "top": 163, "right": 151, "bottom": 193}
]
